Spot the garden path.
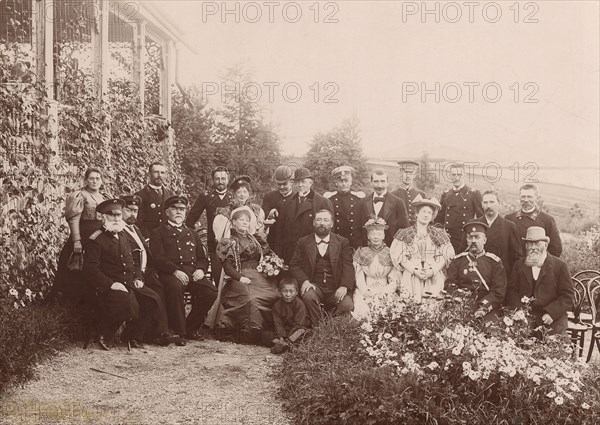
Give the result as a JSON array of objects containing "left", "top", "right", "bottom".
[{"left": 0, "top": 339, "right": 290, "bottom": 425}]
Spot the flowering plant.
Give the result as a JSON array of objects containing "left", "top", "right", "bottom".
[{"left": 257, "top": 252, "right": 288, "bottom": 277}]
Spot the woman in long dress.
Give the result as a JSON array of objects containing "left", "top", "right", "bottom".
[
  {"left": 390, "top": 195, "right": 455, "bottom": 305},
  {"left": 212, "top": 206, "right": 279, "bottom": 342},
  {"left": 352, "top": 217, "right": 401, "bottom": 321},
  {"left": 213, "top": 175, "right": 265, "bottom": 243},
  {"left": 51, "top": 167, "right": 108, "bottom": 301}
]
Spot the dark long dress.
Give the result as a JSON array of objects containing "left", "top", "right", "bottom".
[
  {"left": 51, "top": 189, "right": 106, "bottom": 301},
  {"left": 213, "top": 229, "right": 279, "bottom": 335}
]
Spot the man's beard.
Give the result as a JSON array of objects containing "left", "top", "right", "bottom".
[
  {"left": 170, "top": 215, "right": 184, "bottom": 225},
  {"left": 104, "top": 220, "right": 125, "bottom": 234},
  {"left": 468, "top": 243, "right": 483, "bottom": 255},
  {"left": 525, "top": 250, "right": 544, "bottom": 267},
  {"left": 125, "top": 217, "right": 136, "bottom": 225},
  {"left": 315, "top": 226, "right": 331, "bottom": 237}
]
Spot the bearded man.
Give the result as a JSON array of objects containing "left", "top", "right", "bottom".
[{"left": 506, "top": 227, "right": 573, "bottom": 335}]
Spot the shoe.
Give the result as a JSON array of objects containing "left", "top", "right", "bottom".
[
  {"left": 98, "top": 336, "right": 110, "bottom": 351},
  {"left": 186, "top": 330, "right": 205, "bottom": 341},
  {"left": 175, "top": 337, "right": 187, "bottom": 347},
  {"left": 129, "top": 339, "right": 146, "bottom": 349},
  {"left": 153, "top": 332, "right": 182, "bottom": 346},
  {"left": 271, "top": 342, "right": 289, "bottom": 355}
]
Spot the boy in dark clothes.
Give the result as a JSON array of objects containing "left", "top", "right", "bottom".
[{"left": 271, "top": 277, "right": 307, "bottom": 354}]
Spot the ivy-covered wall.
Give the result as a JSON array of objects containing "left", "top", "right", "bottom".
[{"left": 0, "top": 42, "right": 185, "bottom": 310}]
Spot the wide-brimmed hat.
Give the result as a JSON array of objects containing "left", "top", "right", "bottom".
[
  {"left": 412, "top": 194, "right": 441, "bottom": 210},
  {"left": 522, "top": 226, "right": 550, "bottom": 242}
]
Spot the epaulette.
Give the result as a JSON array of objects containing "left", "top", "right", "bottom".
[
  {"left": 453, "top": 252, "right": 469, "bottom": 260},
  {"left": 484, "top": 252, "right": 501, "bottom": 262},
  {"left": 323, "top": 191, "right": 336, "bottom": 199},
  {"left": 89, "top": 230, "right": 102, "bottom": 240},
  {"left": 352, "top": 190, "right": 366, "bottom": 199}
]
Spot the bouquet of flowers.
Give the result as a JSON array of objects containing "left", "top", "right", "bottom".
[{"left": 257, "top": 252, "right": 288, "bottom": 277}]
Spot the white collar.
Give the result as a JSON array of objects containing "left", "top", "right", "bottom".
[
  {"left": 373, "top": 190, "right": 387, "bottom": 199},
  {"left": 168, "top": 221, "right": 182, "bottom": 228},
  {"left": 315, "top": 234, "right": 331, "bottom": 244},
  {"left": 521, "top": 206, "right": 536, "bottom": 214},
  {"left": 149, "top": 183, "right": 163, "bottom": 190},
  {"left": 215, "top": 189, "right": 227, "bottom": 196},
  {"left": 452, "top": 184, "right": 465, "bottom": 191}
]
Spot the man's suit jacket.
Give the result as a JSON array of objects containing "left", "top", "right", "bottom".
[
  {"left": 358, "top": 192, "right": 409, "bottom": 247},
  {"left": 290, "top": 233, "right": 355, "bottom": 291},
  {"left": 474, "top": 215, "right": 523, "bottom": 278},
  {"left": 505, "top": 209, "right": 562, "bottom": 257},
  {"left": 506, "top": 254, "right": 573, "bottom": 334},
  {"left": 262, "top": 190, "right": 295, "bottom": 257},
  {"left": 135, "top": 185, "right": 175, "bottom": 238},
  {"left": 279, "top": 190, "right": 333, "bottom": 263}
]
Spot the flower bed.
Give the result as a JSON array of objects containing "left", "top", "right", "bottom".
[{"left": 278, "top": 290, "right": 600, "bottom": 424}]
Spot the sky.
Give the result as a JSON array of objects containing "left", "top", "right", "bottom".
[{"left": 152, "top": 0, "right": 599, "bottom": 188}]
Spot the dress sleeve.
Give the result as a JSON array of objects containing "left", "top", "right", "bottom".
[
  {"left": 65, "top": 191, "right": 84, "bottom": 241},
  {"left": 213, "top": 214, "right": 231, "bottom": 243},
  {"left": 216, "top": 238, "right": 242, "bottom": 281}
]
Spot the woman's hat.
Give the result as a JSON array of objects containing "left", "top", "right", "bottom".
[
  {"left": 522, "top": 226, "right": 550, "bottom": 242},
  {"left": 229, "top": 175, "right": 252, "bottom": 192},
  {"left": 230, "top": 205, "right": 253, "bottom": 220},
  {"left": 412, "top": 194, "right": 441, "bottom": 210},
  {"left": 364, "top": 216, "right": 388, "bottom": 231}
]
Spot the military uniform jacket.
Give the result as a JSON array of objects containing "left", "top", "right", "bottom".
[
  {"left": 445, "top": 251, "right": 506, "bottom": 310},
  {"left": 186, "top": 189, "right": 233, "bottom": 253},
  {"left": 122, "top": 224, "right": 154, "bottom": 273},
  {"left": 262, "top": 190, "right": 295, "bottom": 249},
  {"left": 83, "top": 228, "right": 142, "bottom": 292},
  {"left": 323, "top": 190, "right": 365, "bottom": 248},
  {"left": 474, "top": 215, "right": 523, "bottom": 277},
  {"left": 435, "top": 185, "right": 483, "bottom": 238},
  {"left": 505, "top": 208, "right": 562, "bottom": 257},
  {"left": 149, "top": 223, "right": 209, "bottom": 276},
  {"left": 357, "top": 192, "right": 409, "bottom": 247},
  {"left": 391, "top": 186, "right": 426, "bottom": 225},
  {"left": 135, "top": 185, "right": 175, "bottom": 238}
]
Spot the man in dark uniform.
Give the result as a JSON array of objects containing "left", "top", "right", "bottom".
[
  {"left": 84, "top": 198, "right": 159, "bottom": 350},
  {"left": 121, "top": 195, "right": 183, "bottom": 346},
  {"left": 445, "top": 221, "right": 507, "bottom": 322},
  {"left": 357, "top": 168, "right": 409, "bottom": 247},
  {"left": 505, "top": 183, "right": 562, "bottom": 257},
  {"left": 186, "top": 166, "right": 233, "bottom": 284},
  {"left": 135, "top": 162, "right": 175, "bottom": 238},
  {"left": 262, "top": 165, "right": 295, "bottom": 257},
  {"left": 323, "top": 166, "right": 365, "bottom": 249},
  {"left": 391, "top": 160, "right": 426, "bottom": 225},
  {"left": 435, "top": 163, "right": 484, "bottom": 254},
  {"left": 150, "top": 195, "right": 218, "bottom": 342},
  {"left": 278, "top": 167, "right": 334, "bottom": 264},
  {"left": 474, "top": 190, "right": 523, "bottom": 280}
]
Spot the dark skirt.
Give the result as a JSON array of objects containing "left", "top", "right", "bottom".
[{"left": 51, "top": 219, "right": 102, "bottom": 301}]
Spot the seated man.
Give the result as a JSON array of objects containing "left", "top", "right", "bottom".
[
  {"left": 149, "top": 195, "right": 218, "bottom": 343},
  {"left": 506, "top": 227, "right": 573, "bottom": 335},
  {"left": 290, "top": 209, "right": 355, "bottom": 327},
  {"left": 83, "top": 198, "right": 154, "bottom": 350},
  {"left": 445, "top": 221, "right": 506, "bottom": 321},
  {"left": 121, "top": 194, "right": 183, "bottom": 346}
]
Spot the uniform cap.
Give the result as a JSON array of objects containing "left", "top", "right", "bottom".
[
  {"left": 397, "top": 160, "right": 420, "bottom": 168},
  {"left": 331, "top": 165, "right": 354, "bottom": 178},
  {"left": 97, "top": 198, "right": 125, "bottom": 215},
  {"left": 463, "top": 220, "right": 488, "bottom": 235},
  {"left": 121, "top": 194, "right": 142, "bottom": 208},
  {"left": 164, "top": 195, "right": 189, "bottom": 209}
]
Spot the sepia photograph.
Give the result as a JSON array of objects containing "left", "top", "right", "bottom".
[{"left": 1, "top": 1, "right": 599, "bottom": 424}]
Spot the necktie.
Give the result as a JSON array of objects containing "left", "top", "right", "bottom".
[
  {"left": 373, "top": 197, "right": 384, "bottom": 204},
  {"left": 299, "top": 196, "right": 306, "bottom": 204},
  {"left": 317, "top": 240, "right": 328, "bottom": 245}
]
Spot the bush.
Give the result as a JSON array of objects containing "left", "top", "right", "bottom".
[
  {"left": 278, "top": 292, "right": 600, "bottom": 425},
  {"left": 0, "top": 301, "right": 81, "bottom": 394},
  {"left": 562, "top": 225, "right": 600, "bottom": 274}
]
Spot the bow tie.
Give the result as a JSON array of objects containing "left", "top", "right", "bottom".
[
  {"left": 317, "top": 239, "right": 329, "bottom": 245},
  {"left": 373, "top": 197, "right": 385, "bottom": 204}
]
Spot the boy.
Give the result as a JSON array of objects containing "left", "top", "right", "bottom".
[{"left": 271, "top": 276, "right": 307, "bottom": 354}]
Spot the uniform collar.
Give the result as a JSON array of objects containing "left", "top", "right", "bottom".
[
  {"left": 452, "top": 183, "right": 465, "bottom": 192},
  {"left": 168, "top": 221, "right": 182, "bottom": 228},
  {"left": 517, "top": 207, "right": 539, "bottom": 219},
  {"left": 149, "top": 183, "right": 163, "bottom": 191}
]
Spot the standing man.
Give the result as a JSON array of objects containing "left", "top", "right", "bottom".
[
  {"left": 135, "top": 162, "right": 174, "bottom": 238},
  {"left": 279, "top": 167, "right": 333, "bottom": 264},
  {"left": 358, "top": 168, "right": 409, "bottom": 247},
  {"left": 290, "top": 209, "right": 355, "bottom": 327},
  {"left": 474, "top": 190, "right": 523, "bottom": 279},
  {"left": 186, "top": 166, "right": 233, "bottom": 284},
  {"left": 323, "top": 166, "right": 365, "bottom": 249},
  {"left": 84, "top": 199, "right": 153, "bottom": 350},
  {"left": 445, "top": 221, "right": 507, "bottom": 322},
  {"left": 506, "top": 227, "right": 573, "bottom": 335},
  {"left": 120, "top": 195, "right": 183, "bottom": 346},
  {"left": 505, "top": 183, "right": 562, "bottom": 257},
  {"left": 262, "top": 165, "right": 295, "bottom": 257},
  {"left": 150, "top": 196, "right": 218, "bottom": 343},
  {"left": 391, "top": 160, "right": 426, "bottom": 226},
  {"left": 436, "top": 163, "right": 483, "bottom": 254}
]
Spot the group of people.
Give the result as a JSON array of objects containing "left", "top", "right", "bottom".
[{"left": 51, "top": 159, "right": 573, "bottom": 353}]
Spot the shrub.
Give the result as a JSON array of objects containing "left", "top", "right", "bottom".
[
  {"left": 278, "top": 292, "right": 600, "bottom": 425},
  {"left": 562, "top": 225, "right": 600, "bottom": 274},
  {"left": 0, "top": 300, "right": 81, "bottom": 394}
]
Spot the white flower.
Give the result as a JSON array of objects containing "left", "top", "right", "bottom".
[
  {"left": 554, "top": 396, "right": 564, "bottom": 405},
  {"left": 20, "top": 300, "right": 25, "bottom": 307},
  {"left": 13, "top": 301, "right": 19, "bottom": 309},
  {"left": 426, "top": 361, "right": 439, "bottom": 370},
  {"left": 503, "top": 317, "right": 514, "bottom": 327},
  {"left": 384, "top": 333, "right": 392, "bottom": 339},
  {"left": 256, "top": 266, "right": 263, "bottom": 272},
  {"left": 521, "top": 296, "right": 534, "bottom": 304},
  {"left": 462, "top": 361, "right": 472, "bottom": 371},
  {"left": 546, "top": 391, "right": 556, "bottom": 398},
  {"left": 361, "top": 322, "right": 373, "bottom": 332},
  {"left": 391, "top": 337, "right": 399, "bottom": 343},
  {"left": 9, "top": 288, "right": 18, "bottom": 298},
  {"left": 581, "top": 402, "right": 590, "bottom": 410}
]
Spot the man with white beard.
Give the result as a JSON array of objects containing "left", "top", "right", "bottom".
[
  {"left": 506, "top": 227, "right": 573, "bottom": 335},
  {"left": 84, "top": 199, "right": 147, "bottom": 350}
]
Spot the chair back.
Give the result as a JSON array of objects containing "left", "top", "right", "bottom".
[
  {"left": 571, "top": 277, "right": 587, "bottom": 323},
  {"left": 588, "top": 277, "right": 600, "bottom": 325}
]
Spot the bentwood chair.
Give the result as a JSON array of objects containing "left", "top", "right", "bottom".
[
  {"left": 585, "top": 277, "right": 600, "bottom": 362},
  {"left": 567, "top": 277, "right": 591, "bottom": 357}
]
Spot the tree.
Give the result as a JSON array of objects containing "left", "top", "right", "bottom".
[
  {"left": 304, "top": 115, "right": 369, "bottom": 192},
  {"left": 213, "top": 64, "right": 281, "bottom": 196},
  {"left": 414, "top": 151, "right": 436, "bottom": 195}
]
